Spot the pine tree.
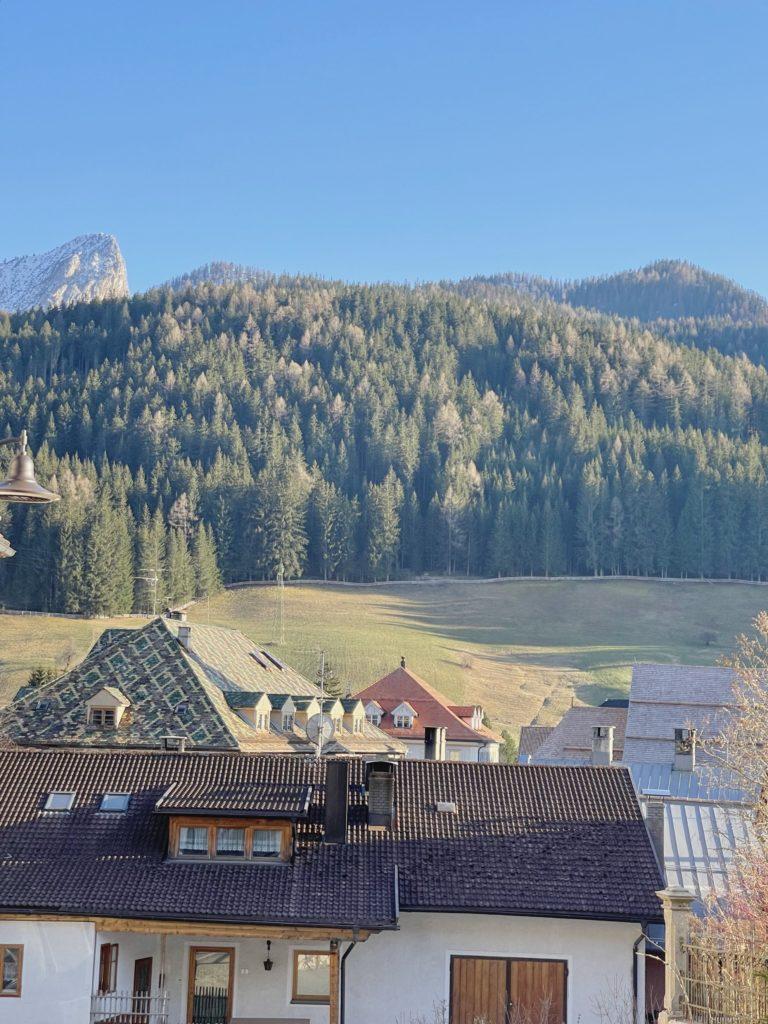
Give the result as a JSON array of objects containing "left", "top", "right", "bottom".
[
  {"left": 166, "top": 529, "right": 195, "bottom": 605},
  {"left": 193, "top": 521, "right": 222, "bottom": 598}
]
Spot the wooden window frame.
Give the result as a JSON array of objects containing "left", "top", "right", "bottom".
[
  {"left": 168, "top": 816, "right": 292, "bottom": 862},
  {"left": 186, "top": 946, "right": 234, "bottom": 1024},
  {"left": 0, "top": 944, "right": 23, "bottom": 998},
  {"left": 98, "top": 941, "right": 119, "bottom": 994},
  {"left": 89, "top": 707, "right": 117, "bottom": 728},
  {"left": 291, "top": 948, "right": 334, "bottom": 1005}
]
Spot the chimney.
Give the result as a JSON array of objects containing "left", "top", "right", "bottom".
[
  {"left": 591, "top": 725, "right": 615, "bottom": 766},
  {"left": 178, "top": 624, "right": 192, "bottom": 651},
  {"left": 366, "top": 759, "right": 396, "bottom": 828},
  {"left": 674, "top": 728, "right": 696, "bottom": 772},
  {"left": 323, "top": 760, "right": 349, "bottom": 844},
  {"left": 424, "top": 726, "right": 447, "bottom": 761},
  {"left": 645, "top": 796, "right": 666, "bottom": 867}
]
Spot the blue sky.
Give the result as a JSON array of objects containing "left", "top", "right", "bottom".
[{"left": 2, "top": 0, "right": 767, "bottom": 293}]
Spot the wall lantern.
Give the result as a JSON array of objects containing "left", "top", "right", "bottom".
[{"left": 263, "top": 940, "right": 273, "bottom": 971}]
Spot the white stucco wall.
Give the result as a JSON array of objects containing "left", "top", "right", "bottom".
[
  {"left": 5, "top": 914, "right": 644, "bottom": 1024},
  {"left": 0, "top": 920, "right": 94, "bottom": 1024},
  {"left": 347, "top": 912, "right": 644, "bottom": 1024}
]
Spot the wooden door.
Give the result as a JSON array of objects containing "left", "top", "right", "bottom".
[
  {"left": 450, "top": 956, "right": 567, "bottom": 1024},
  {"left": 133, "top": 958, "right": 153, "bottom": 1024},
  {"left": 187, "top": 947, "right": 234, "bottom": 1024},
  {"left": 509, "top": 959, "right": 567, "bottom": 1024},
  {"left": 450, "top": 956, "right": 509, "bottom": 1024}
]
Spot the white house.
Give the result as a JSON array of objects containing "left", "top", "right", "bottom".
[{"left": 0, "top": 748, "right": 662, "bottom": 1024}]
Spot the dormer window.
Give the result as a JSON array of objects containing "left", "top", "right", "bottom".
[
  {"left": 367, "top": 711, "right": 381, "bottom": 726},
  {"left": 90, "top": 708, "right": 116, "bottom": 728},
  {"left": 391, "top": 702, "right": 416, "bottom": 730},
  {"left": 170, "top": 817, "right": 291, "bottom": 862},
  {"left": 86, "top": 687, "right": 130, "bottom": 729},
  {"left": 282, "top": 713, "right": 294, "bottom": 731},
  {"left": 44, "top": 792, "right": 75, "bottom": 812},
  {"left": 255, "top": 713, "right": 269, "bottom": 731}
]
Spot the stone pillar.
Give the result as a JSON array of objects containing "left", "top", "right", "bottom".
[{"left": 657, "top": 885, "right": 695, "bottom": 1024}]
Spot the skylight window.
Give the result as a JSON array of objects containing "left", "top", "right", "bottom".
[
  {"left": 100, "top": 793, "right": 130, "bottom": 812},
  {"left": 44, "top": 792, "right": 75, "bottom": 812},
  {"left": 262, "top": 649, "right": 285, "bottom": 670},
  {"left": 250, "top": 651, "right": 268, "bottom": 669}
]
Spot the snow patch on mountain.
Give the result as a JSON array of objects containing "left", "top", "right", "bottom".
[{"left": 0, "top": 234, "right": 129, "bottom": 313}]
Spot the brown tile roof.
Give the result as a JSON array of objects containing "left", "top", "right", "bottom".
[
  {"left": 354, "top": 666, "right": 500, "bottom": 745},
  {"left": 518, "top": 725, "right": 555, "bottom": 760},
  {"left": 532, "top": 706, "right": 628, "bottom": 764},
  {"left": 0, "top": 749, "right": 663, "bottom": 926},
  {"left": 155, "top": 779, "right": 313, "bottom": 818}
]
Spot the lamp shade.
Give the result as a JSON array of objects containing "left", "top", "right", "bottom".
[{"left": 0, "top": 450, "right": 60, "bottom": 504}]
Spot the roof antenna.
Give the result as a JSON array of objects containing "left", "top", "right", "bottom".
[{"left": 276, "top": 563, "right": 285, "bottom": 646}]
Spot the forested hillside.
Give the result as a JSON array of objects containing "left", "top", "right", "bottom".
[
  {"left": 3, "top": 277, "right": 768, "bottom": 615},
  {"left": 454, "top": 260, "right": 768, "bottom": 361}
]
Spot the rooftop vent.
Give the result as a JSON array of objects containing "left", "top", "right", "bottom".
[
  {"left": 161, "top": 735, "right": 188, "bottom": 753},
  {"left": 436, "top": 800, "right": 457, "bottom": 814}
]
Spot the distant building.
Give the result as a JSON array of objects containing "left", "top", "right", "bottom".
[
  {"left": 0, "top": 615, "right": 405, "bottom": 757},
  {"left": 353, "top": 659, "right": 500, "bottom": 761},
  {"left": 524, "top": 663, "right": 751, "bottom": 912}
]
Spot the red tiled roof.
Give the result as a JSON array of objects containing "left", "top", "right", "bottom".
[{"left": 354, "top": 666, "right": 500, "bottom": 745}]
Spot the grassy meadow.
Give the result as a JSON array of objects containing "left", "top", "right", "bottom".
[{"left": 2, "top": 577, "right": 766, "bottom": 735}]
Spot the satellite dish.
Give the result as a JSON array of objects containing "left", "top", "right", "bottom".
[{"left": 306, "top": 713, "right": 335, "bottom": 749}]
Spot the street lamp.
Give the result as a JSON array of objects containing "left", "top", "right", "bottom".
[
  {"left": 0, "top": 430, "right": 59, "bottom": 559},
  {"left": 0, "top": 430, "right": 60, "bottom": 504}
]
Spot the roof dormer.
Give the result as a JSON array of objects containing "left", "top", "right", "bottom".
[
  {"left": 365, "top": 700, "right": 383, "bottom": 726},
  {"left": 224, "top": 691, "right": 272, "bottom": 731},
  {"left": 86, "top": 687, "right": 131, "bottom": 729},
  {"left": 342, "top": 699, "right": 366, "bottom": 735},
  {"left": 392, "top": 701, "right": 417, "bottom": 730}
]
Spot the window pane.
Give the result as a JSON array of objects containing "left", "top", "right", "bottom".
[
  {"left": 179, "top": 826, "right": 209, "bottom": 856},
  {"left": 252, "top": 829, "right": 282, "bottom": 858},
  {"left": 294, "top": 953, "right": 330, "bottom": 1000},
  {"left": 100, "top": 793, "right": 130, "bottom": 812},
  {"left": 216, "top": 827, "right": 245, "bottom": 857},
  {"left": 1, "top": 947, "right": 21, "bottom": 995},
  {"left": 45, "top": 792, "right": 74, "bottom": 811}
]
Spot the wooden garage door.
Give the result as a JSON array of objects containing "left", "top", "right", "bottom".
[{"left": 450, "top": 956, "right": 567, "bottom": 1024}]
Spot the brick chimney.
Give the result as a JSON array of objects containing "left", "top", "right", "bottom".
[
  {"left": 674, "top": 728, "right": 696, "bottom": 772},
  {"left": 591, "top": 725, "right": 615, "bottom": 766}
]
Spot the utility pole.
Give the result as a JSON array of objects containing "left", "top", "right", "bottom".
[
  {"left": 317, "top": 649, "right": 326, "bottom": 761},
  {"left": 276, "top": 562, "right": 285, "bottom": 646}
]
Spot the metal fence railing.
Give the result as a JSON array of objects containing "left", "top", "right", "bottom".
[
  {"left": 682, "top": 941, "right": 768, "bottom": 1024},
  {"left": 90, "top": 990, "right": 169, "bottom": 1024},
  {"left": 190, "top": 985, "right": 229, "bottom": 1023}
]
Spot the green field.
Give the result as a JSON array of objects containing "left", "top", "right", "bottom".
[{"left": 2, "top": 578, "right": 766, "bottom": 735}]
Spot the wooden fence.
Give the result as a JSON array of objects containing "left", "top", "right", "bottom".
[{"left": 682, "top": 940, "right": 768, "bottom": 1024}]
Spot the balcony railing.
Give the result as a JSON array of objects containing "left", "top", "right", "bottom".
[{"left": 90, "top": 990, "right": 169, "bottom": 1024}]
